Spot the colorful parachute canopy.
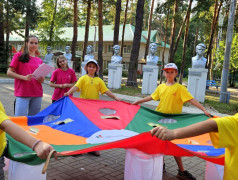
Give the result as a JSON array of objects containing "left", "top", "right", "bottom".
[{"left": 7, "top": 97, "right": 224, "bottom": 165}]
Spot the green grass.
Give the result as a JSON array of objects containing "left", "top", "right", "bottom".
[
  {"left": 204, "top": 92, "right": 238, "bottom": 115},
  {"left": 0, "top": 73, "right": 8, "bottom": 78},
  {"left": 111, "top": 85, "right": 238, "bottom": 115}
]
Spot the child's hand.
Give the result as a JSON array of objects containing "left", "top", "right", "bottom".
[
  {"left": 64, "top": 92, "right": 69, "bottom": 96},
  {"left": 115, "top": 97, "right": 120, "bottom": 101},
  {"left": 24, "top": 74, "right": 33, "bottom": 81},
  {"left": 132, "top": 101, "right": 139, "bottom": 105},
  {"left": 34, "top": 142, "right": 58, "bottom": 160},
  {"left": 151, "top": 126, "right": 174, "bottom": 141},
  {"left": 203, "top": 110, "right": 212, "bottom": 117},
  {"left": 37, "top": 76, "right": 45, "bottom": 83},
  {"left": 62, "top": 84, "right": 68, "bottom": 89}
]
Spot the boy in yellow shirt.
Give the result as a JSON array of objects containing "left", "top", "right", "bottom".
[{"left": 151, "top": 113, "right": 238, "bottom": 180}]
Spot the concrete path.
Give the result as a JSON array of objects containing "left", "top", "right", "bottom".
[{"left": 0, "top": 78, "right": 226, "bottom": 180}]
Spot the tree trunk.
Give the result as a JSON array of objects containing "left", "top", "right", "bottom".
[
  {"left": 206, "top": 0, "right": 223, "bottom": 73},
  {"left": 82, "top": 0, "right": 91, "bottom": 62},
  {"left": 49, "top": 0, "right": 58, "bottom": 46},
  {"left": 127, "top": 0, "right": 145, "bottom": 87},
  {"left": 160, "top": 6, "right": 169, "bottom": 84},
  {"left": 120, "top": 0, "right": 129, "bottom": 57},
  {"left": 129, "top": 0, "right": 134, "bottom": 25},
  {"left": 0, "top": 1, "right": 6, "bottom": 72},
  {"left": 25, "top": 1, "right": 31, "bottom": 42},
  {"left": 171, "top": 0, "right": 193, "bottom": 59},
  {"left": 220, "top": 0, "right": 236, "bottom": 103},
  {"left": 113, "top": 0, "right": 121, "bottom": 47},
  {"left": 144, "top": 0, "right": 155, "bottom": 59},
  {"left": 168, "top": 0, "right": 178, "bottom": 63},
  {"left": 71, "top": 0, "right": 78, "bottom": 71},
  {"left": 98, "top": 0, "right": 104, "bottom": 79},
  {"left": 179, "top": 0, "right": 192, "bottom": 84},
  {"left": 6, "top": 0, "right": 9, "bottom": 53},
  {"left": 193, "top": 27, "right": 199, "bottom": 56}
]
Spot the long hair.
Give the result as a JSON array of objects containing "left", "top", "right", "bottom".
[
  {"left": 56, "top": 55, "right": 69, "bottom": 69},
  {"left": 19, "top": 35, "right": 39, "bottom": 63}
]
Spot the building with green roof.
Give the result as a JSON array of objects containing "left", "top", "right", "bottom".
[{"left": 7, "top": 24, "right": 170, "bottom": 70}]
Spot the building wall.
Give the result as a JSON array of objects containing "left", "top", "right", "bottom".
[{"left": 9, "top": 40, "right": 169, "bottom": 71}]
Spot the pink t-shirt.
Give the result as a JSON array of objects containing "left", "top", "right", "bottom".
[
  {"left": 10, "top": 52, "right": 43, "bottom": 97},
  {"left": 50, "top": 68, "right": 77, "bottom": 100}
]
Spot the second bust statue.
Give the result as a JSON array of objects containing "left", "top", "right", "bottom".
[
  {"left": 111, "top": 45, "right": 122, "bottom": 64},
  {"left": 146, "top": 43, "right": 159, "bottom": 66}
]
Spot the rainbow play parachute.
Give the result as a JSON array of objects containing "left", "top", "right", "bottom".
[{"left": 6, "top": 97, "right": 224, "bottom": 165}]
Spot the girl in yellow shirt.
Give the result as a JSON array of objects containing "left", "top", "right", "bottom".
[
  {"left": 65, "top": 59, "right": 119, "bottom": 156},
  {"left": 133, "top": 63, "right": 211, "bottom": 180}
]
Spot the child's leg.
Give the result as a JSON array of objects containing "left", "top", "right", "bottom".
[
  {"left": 28, "top": 97, "right": 42, "bottom": 116},
  {"left": 15, "top": 97, "right": 30, "bottom": 116},
  {"left": 174, "top": 156, "right": 196, "bottom": 180},
  {"left": 0, "top": 157, "right": 5, "bottom": 179},
  {"left": 174, "top": 156, "right": 184, "bottom": 171}
]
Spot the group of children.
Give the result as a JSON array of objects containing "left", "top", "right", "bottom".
[{"left": 1, "top": 35, "right": 237, "bottom": 179}]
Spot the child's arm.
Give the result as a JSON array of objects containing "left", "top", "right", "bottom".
[
  {"left": 188, "top": 98, "right": 211, "bottom": 117},
  {"left": 50, "top": 81, "right": 64, "bottom": 88},
  {"left": 62, "top": 82, "right": 76, "bottom": 89},
  {"left": 132, "top": 96, "right": 153, "bottom": 105},
  {"left": 151, "top": 119, "right": 218, "bottom": 141},
  {"left": 1, "top": 120, "right": 57, "bottom": 159},
  {"left": 7, "top": 67, "right": 33, "bottom": 81},
  {"left": 104, "top": 90, "right": 120, "bottom": 101},
  {"left": 64, "top": 86, "right": 78, "bottom": 96}
]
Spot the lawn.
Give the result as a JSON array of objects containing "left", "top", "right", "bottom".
[{"left": 111, "top": 85, "right": 238, "bottom": 115}]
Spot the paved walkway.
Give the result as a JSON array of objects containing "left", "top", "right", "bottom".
[{"left": 0, "top": 78, "right": 227, "bottom": 180}]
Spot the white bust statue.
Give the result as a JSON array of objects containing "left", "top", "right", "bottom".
[
  {"left": 146, "top": 43, "right": 159, "bottom": 66},
  {"left": 63, "top": 46, "right": 72, "bottom": 62},
  {"left": 44, "top": 46, "right": 53, "bottom": 64},
  {"left": 111, "top": 45, "right": 122, "bottom": 64},
  {"left": 84, "top": 45, "right": 94, "bottom": 63},
  {"left": 192, "top": 43, "right": 207, "bottom": 69}
]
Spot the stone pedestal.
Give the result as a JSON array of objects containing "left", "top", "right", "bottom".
[
  {"left": 108, "top": 63, "right": 123, "bottom": 89},
  {"left": 81, "top": 62, "right": 87, "bottom": 76},
  {"left": 68, "top": 61, "right": 73, "bottom": 69},
  {"left": 141, "top": 65, "right": 159, "bottom": 94},
  {"left": 46, "top": 60, "right": 55, "bottom": 78},
  {"left": 187, "top": 68, "right": 208, "bottom": 103}
]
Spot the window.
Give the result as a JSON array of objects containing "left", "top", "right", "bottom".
[
  {"left": 123, "top": 45, "right": 131, "bottom": 54},
  {"left": 108, "top": 45, "right": 113, "bottom": 53}
]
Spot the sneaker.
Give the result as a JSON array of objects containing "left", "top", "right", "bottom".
[
  {"left": 176, "top": 170, "right": 196, "bottom": 180},
  {"left": 88, "top": 151, "right": 100, "bottom": 156},
  {"left": 163, "top": 163, "right": 166, "bottom": 172}
]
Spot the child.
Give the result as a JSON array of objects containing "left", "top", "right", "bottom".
[
  {"left": 151, "top": 113, "right": 238, "bottom": 180},
  {"left": 133, "top": 63, "right": 211, "bottom": 180},
  {"left": 0, "top": 101, "right": 57, "bottom": 178},
  {"left": 65, "top": 59, "right": 120, "bottom": 156},
  {"left": 7, "top": 35, "right": 45, "bottom": 116},
  {"left": 50, "top": 55, "right": 77, "bottom": 103}
]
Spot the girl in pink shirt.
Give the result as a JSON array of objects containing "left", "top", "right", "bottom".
[
  {"left": 50, "top": 55, "right": 77, "bottom": 103},
  {"left": 7, "top": 35, "right": 44, "bottom": 116}
]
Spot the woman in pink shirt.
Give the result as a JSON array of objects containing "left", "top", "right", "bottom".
[
  {"left": 7, "top": 35, "right": 44, "bottom": 116},
  {"left": 50, "top": 55, "right": 77, "bottom": 103}
]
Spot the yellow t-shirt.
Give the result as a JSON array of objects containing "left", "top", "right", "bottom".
[
  {"left": 75, "top": 75, "right": 108, "bottom": 100},
  {"left": 0, "top": 101, "right": 8, "bottom": 157},
  {"left": 209, "top": 113, "right": 238, "bottom": 180},
  {"left": 151, "top": 83, "right": 193, "bottom": 114}
]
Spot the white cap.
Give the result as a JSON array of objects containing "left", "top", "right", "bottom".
[
  {"left": 163, "top": 63, "right": 178, "bottom": 70},
  {"left": 84, "top": 59, "right": 100, "bottom": 73}
]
